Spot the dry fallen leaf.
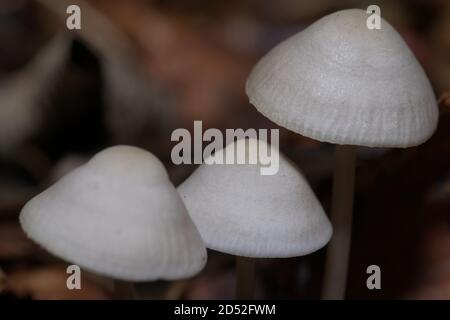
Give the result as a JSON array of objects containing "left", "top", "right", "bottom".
[
  {"left": 406, "top": 226, "right": 450, "bottom": 299},
  {"left": 0, "top": 222, "right": 35, "bottom": 260},
  {"left": 88, "top": 0, "right": 252, "bottom": 128},
  {"left": 5, "top": 265, "right": 110, "bottom": 300}
]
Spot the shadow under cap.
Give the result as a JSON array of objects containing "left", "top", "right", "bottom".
[
  {"left": 19, "top": 145, "right": 207, "bottom": 281},
  {"left": 178, "top": 138, "right": 332, "bottom": 258},
  {"left": 246, "top": 9, "right": 438, "bottom": 148}
]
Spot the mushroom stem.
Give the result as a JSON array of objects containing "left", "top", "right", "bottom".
[
  {"left": 164, "top": 279, "right": 190, "bottom": 300},
  {"left": 321, "top": 145, "right": 356, "bottom": 300},
  {"left": 113, "top": 280, "right": 135, "bottom": 300},
  {"left": 236, "top": 256, "right": 255, "bottom": 299}
]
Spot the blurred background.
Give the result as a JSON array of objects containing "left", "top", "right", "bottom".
[{"left": 0, "top": 0, "right": 449, "bottom": 300}]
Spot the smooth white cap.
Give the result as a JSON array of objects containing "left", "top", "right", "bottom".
[
  {"left": 246, "top": 9, "right": 438, "bottom": 148},
  {"left": 20, "top": 146, "right": 207, "bottom": 281},
  {"left": 178, "top": 138, "right": 332, "bottom": 258}
]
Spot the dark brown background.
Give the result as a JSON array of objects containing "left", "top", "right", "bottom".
[{"left": 0, "top": 0, "right": 449, "bottom": 299}]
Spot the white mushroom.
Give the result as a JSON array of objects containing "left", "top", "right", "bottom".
[
  {"left": 178, "top": 138, "right": 332, "bottom": 298},
  {"left": 19, "top": 146, "right": 207, "bottom": 298},
  {"left": 246, "top": 9, "right": 439, "bottom": 299}
]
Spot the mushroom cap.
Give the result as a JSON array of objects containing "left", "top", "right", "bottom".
[
  {"left": 20, "top": 146, "right": 207, "bottom": 281},
  {"left": 246, "top": 9, "right": 438, "bottom": 148},
  {"left": 178, "top": 138, "right": 332, "bottom": 258}
]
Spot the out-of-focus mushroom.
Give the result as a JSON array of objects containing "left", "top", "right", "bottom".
[
  {"left": 36, "top": 0, "right": 179, "bottom": 156},
  {"left": 0, "top": 33, "right": 70, "bottom": 154}
]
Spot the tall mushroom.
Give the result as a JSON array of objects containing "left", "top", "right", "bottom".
[
  {"left": 178, "top": 138, "right": 332, "bottom": 299},
  {"left": 246, "top": 9, "right": 439, "bottom": 299},
  {"left": 19, "top": 146, "right": 207, "bottom": 298}
]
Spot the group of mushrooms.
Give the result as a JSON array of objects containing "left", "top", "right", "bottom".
[{"left": 19, "top": 9, "right": 438, "bottom": 299}]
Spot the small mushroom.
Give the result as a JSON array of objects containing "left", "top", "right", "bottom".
[
  {"left": 19, "top": 146, "right": 207, "bottom": 299},
  {"left": 246, "top": 9, "right": 439, "bottom": 299},
  {"left": 178, "top": 138, "right": 332, "bottom": 298}
]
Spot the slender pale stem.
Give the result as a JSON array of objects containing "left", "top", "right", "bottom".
[
  {"left": 113, "top": 280, "right": 135, "bottom": 300},
  {"left": 236, "top": 256, "right": 255, "bottom": 299},
  {"left": 321, "top": 145, "right": 357, "bottom": 300},
  {"left": 164, "top": 280, "right": 190, "bottom": 300}
]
